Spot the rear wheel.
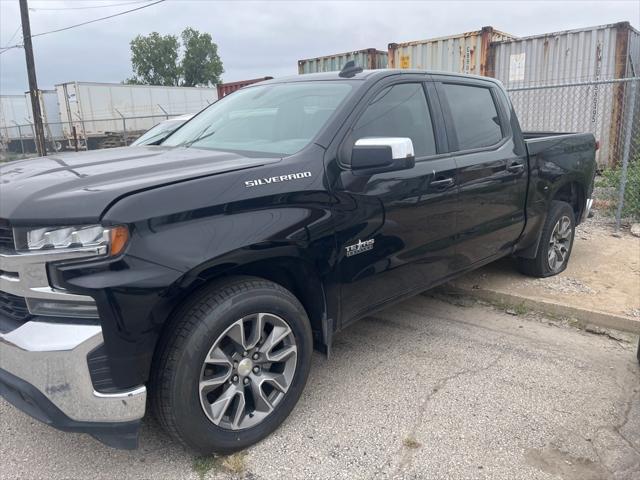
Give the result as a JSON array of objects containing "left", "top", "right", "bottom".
[
  {"left": 517, "top": 200, "right": 576, "bottom": 278},
  {"left": 152, "top": 277, "right": 313, "bottom": 454}
]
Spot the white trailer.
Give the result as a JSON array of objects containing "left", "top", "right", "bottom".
[
  {"left": 23, "top": 90, "right": 64, "bottom": 145},
  {"left": 0, "top": 95, "right": 31, "bottom": 147},
  {"left": 55, "top": 82, "right": 218, "bottom": 148}
]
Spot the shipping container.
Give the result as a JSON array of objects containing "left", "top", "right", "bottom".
[
  {"left": 55, "top": 82, "right": 217, "bottom": 147},
  {"left": 217, "top": 77, "right": 273, "bottom": 98},
  {"left": 489, "top": 22, "right": 640, "bottom": 166},
  {"left": 488, "top": 22, "right": 638, "bottom": 85},
  {"left": 0, "top": 95, "right": 31, "bottom": 143},
  {"left": 298, "top": 48, "right": 387, "bottom": 74},
  {"left": 388, "top": 27, "right": 516, "bottom": 75}
]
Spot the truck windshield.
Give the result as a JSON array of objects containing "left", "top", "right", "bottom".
[{"left": 162, "top": 82, "right": 353, "bottom": 156}]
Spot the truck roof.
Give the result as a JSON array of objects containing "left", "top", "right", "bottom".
[{"left": 258, "top": 69, "right": 504, "bottom": 87}]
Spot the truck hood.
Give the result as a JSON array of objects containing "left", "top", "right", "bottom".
[{"left": 0, "top": 146, "right": 280, "bottom": 224}]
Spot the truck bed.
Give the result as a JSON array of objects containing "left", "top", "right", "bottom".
[
  {"left": 522, "top": 131, "right": 576, "bottom": 139},
  {"left": 523, "top": 131, "right": 595, "bottom": 158}
]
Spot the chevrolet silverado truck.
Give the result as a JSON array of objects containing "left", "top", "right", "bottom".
[{"left": 0, "top": 66, "right": 597, "bottom": 453}]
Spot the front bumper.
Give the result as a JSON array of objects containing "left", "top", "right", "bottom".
[{"left": 0, "top": 320, "right": 146, "bottom": 449}]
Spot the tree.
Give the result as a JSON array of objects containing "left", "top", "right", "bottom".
[
  {"left": 126, "top": 32, "right": 181, "bottom": 86},
  {"left": 181, "top": 28, "right": 223, "bottom": 87},
  {"left": 126, "top": 28, "right": 223, "bottom": 87}
]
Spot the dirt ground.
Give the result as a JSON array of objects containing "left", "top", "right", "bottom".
[{"left": 452, "top": 216, "right": 640, "bottom": 320}]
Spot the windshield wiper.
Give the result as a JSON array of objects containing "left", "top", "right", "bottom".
[{"left": 179, "top": 125, "right": 217, "bottom": 148}]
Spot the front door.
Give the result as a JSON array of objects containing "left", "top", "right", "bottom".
[{"left": 329, "top": 80, "right": 459, "bottom": 324}]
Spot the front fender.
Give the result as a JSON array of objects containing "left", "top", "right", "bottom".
[{"left": 57, "top": 153, "right": 336, "bottom": 388}]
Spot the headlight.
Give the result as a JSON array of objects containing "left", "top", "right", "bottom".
[{"left": 21, "top": 224, "right": 129, "bottom": 256}]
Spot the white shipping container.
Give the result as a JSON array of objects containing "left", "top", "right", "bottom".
[
  {"left": 55, "top": 82, "right": 218, "bottom": 140},
  {"left": 0, "top": 95, "right": 31, "bottom": 141}
]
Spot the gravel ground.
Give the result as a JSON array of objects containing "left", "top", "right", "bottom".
[{"left": 1, "top": 294, "right": 638, "bottom": 480}]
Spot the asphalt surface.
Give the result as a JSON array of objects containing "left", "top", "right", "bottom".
[{"left": 1, "top": 293, "right": 639, "bottom": 480}]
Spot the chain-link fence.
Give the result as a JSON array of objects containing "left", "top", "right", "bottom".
[
  {"left": 507, "top": 77, "right": 640, "bottom": 227},
  {"left": 2, "top": 79, "right": 639, "bottom": 226},
  {"left": 0, "top": 113, "right": 188, "bottom": 161}
]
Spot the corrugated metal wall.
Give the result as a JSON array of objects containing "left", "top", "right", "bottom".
[
  {"left": 489, "top": 23, "right": 627, "bottom": 86},
  {"left": 489, "top": 22, "right": 639, "bottom": 166},
  {"left": 387, "top": 27, "right": 515, "bottom": 75},
  {"left": 298, "top": 49, "right": 387, "bottom": 74}
]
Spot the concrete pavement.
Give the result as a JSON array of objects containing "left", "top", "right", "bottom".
[
  {"left": 448, "top": 219, "right": 640, "bottom": 334},
  {"left": 1, "top": 294, "right": 638, "bottom": 480}
]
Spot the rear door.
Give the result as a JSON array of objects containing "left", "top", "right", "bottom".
[
  {"left": 435, "top": 79, "right": 527, "bottom": 268},
  {"left": 329, "top": 77, "right": 459, "bottom": 323}
]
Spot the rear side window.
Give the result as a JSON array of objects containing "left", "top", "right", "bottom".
[
  {"left": 441, "top": 83, "right": 503, "bottom": 151},
  {"left": 352, "top": 83, "right": 436, "bottom": 157}
]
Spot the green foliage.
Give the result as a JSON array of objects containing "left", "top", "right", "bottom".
[
  {"left": 128, "top": 32, "right": 182, "bottom": 86},
  {"left": 192, "top": 456, "right": 217, "bottom": 480},
  {"left": 600, "top": 143, "right": 640, "bottom": 219},
  {"left": 181, "top": 27, "right": 223, "bottom": 87},
  {"left": 126, "top": 28, "right": 223, "bottom": 87}
]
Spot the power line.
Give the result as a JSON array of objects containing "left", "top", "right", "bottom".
[
  {"left": 0, "top": 45, "right": 23, "bottom": 55},
  {"left": 2, "top": 25, "right": 22, "bottom": 47},
  {"left": 30, "top": 0, "right": 166, "bottom": 39},
  {"left": 29, "top": 0, "right": 154, "bottom": 12}
]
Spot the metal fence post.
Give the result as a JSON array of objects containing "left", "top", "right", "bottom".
[
  {"left": 23, "top": 118, "right": 37, "bottom": 155},
  {"left": 72, "top": 126, "right": 79, "bottom": 152},
  {"left": 114, "top": 108, "right": 127, "bottom": 146},
  {"left": 157, "top": 104, "right": 169, "bottom": 120},
  {"left": 615, "top": 79, "right": 638, "bottom": 229}
]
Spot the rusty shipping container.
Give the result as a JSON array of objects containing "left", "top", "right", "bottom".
[
  {"left": 298, "top": 48, "right": 387, "bottom": 74},
  {"left": 488, "top": 22, "right": 640, "bottom": 166},
  {"left": 387, "top": 27, "right": 516, "bottom": 75},
  {"left": 217, "top": 77, "right": 273, "bottom": 98}
]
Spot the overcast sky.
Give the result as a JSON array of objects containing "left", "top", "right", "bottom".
[{"left": 1, "top": 0, "right": 638, "bottom": 94}]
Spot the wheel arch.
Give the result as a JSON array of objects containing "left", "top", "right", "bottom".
[
  {"left": 160, "top": 249, "right": 334, "bottom": 357},
  {"left": 516, "top": 178, "right": 585, "bottom": 259},
  {"left": 550, "top": 180, "right": 585, "bottom": 224}
]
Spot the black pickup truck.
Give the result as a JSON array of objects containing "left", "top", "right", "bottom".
[{"left": 0, "top": 67, "right": 596, "bottom": 453}]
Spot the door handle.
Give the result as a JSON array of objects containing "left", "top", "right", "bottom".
[
  {"left": 507, "top": 162, "right": 525, "bottom": 174},
  {"left": 430, "top": 177, "right": 455, "bottom": 188}
]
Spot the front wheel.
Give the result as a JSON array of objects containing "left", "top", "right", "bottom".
[
  {"left": 152, "top": 277, "right": 313, "bottom": 454},
  {"left": 517, "top": 200, "right": 576, "bottom": 278}
]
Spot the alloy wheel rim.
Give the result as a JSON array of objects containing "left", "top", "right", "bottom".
[
  {"left": 547, "top": 215, "right": 572, "bottom": 272},
  {"left": 199, "top": 313, "right": 298, "bottom": 430}
]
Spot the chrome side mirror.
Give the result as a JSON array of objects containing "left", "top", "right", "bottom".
[{"left": 351, "top": 137, "right": 416, "bottom": 173}]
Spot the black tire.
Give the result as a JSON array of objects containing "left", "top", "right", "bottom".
[
  {"left": 152, "top": 276, "right": 313, "bottom": 454},
  {"left": 517, "top": 200, "right": 576, "bottom": 278}
]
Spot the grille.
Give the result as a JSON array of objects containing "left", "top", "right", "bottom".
[
  {"left": 0, "top": 290, "right": 31, "bottom": 323},
  {"left": 0, "top": 222, "right": 14, "bottom": 250}
]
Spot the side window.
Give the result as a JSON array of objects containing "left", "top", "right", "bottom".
[
  {"left": 352, "top": 83, "right": 436, "bottom": 158},
  {"left": 441, "top": 83, "right": 503, "bottom": 151}
]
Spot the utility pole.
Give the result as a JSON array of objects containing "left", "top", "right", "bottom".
[{"left": 19, "top": 0, "right": 46, "bottom": 156}]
